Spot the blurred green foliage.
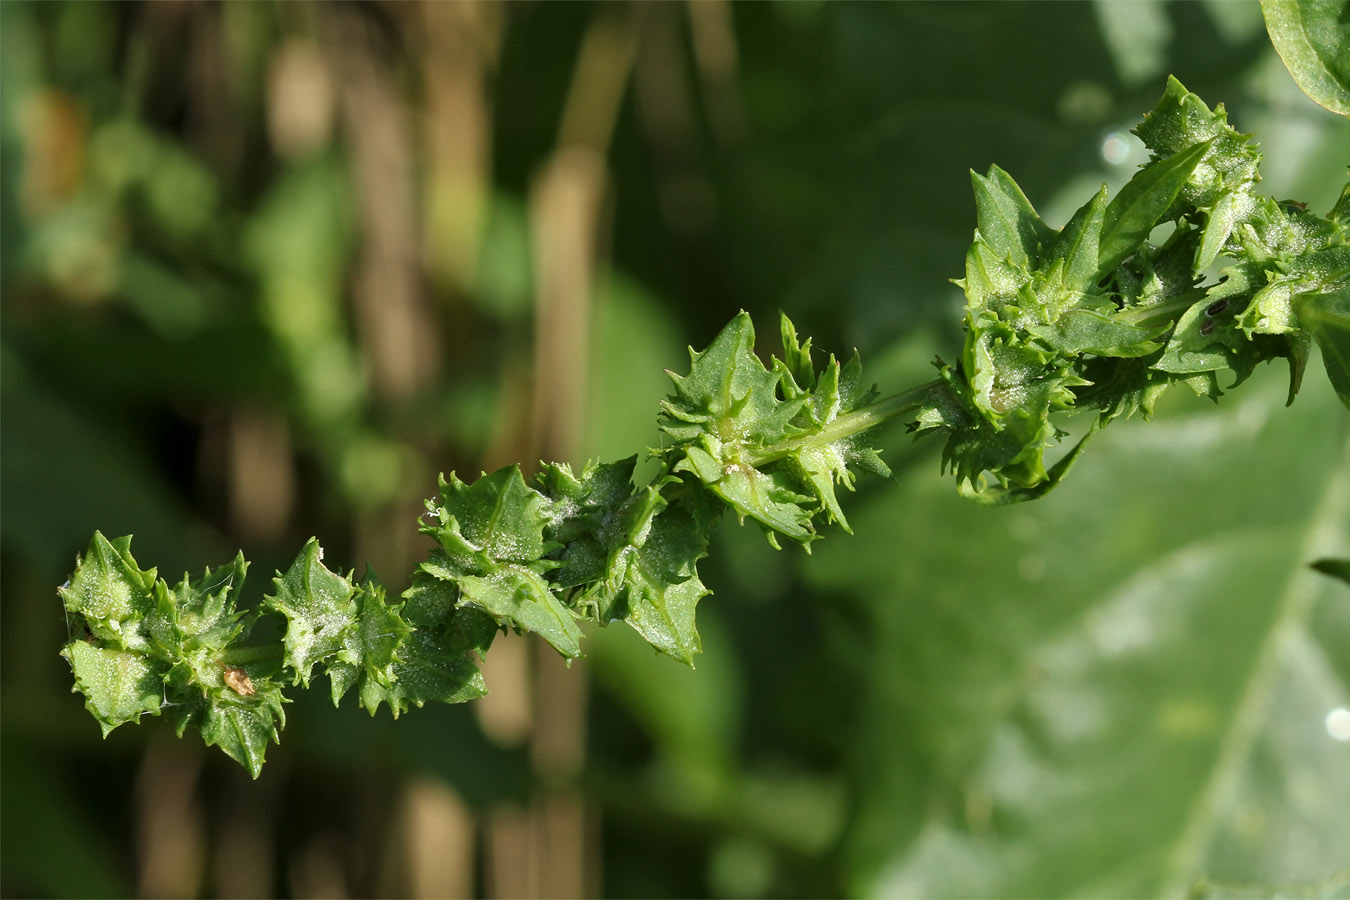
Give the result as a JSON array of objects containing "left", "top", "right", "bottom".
[{"left": 2, "top": 1, "right": 1347, "bottom": 898}]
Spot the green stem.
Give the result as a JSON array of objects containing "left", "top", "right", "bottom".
[
  {"left": 749, "top": 378, "right": 942, "bottom": 467},
  {"left": 219, "top": 644, "right": 285, "bottom": 666},
  {"left": 1112, "top": 290, "right": 1206, "bottom": 326}
]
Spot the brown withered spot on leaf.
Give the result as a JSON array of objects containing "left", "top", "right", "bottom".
[{"left": 222, "top": 665, "right": 256, "bottom": 696}]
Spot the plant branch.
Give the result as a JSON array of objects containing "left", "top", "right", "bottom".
[
  {"left": 749, "top": 379, "right": 942, "bottom": 467},
  {"left": 56, "top": 76, "right": 1350, "bottom": 778},
  {"left": 219, "top": 645, "right": 285, "bottom": 667}
]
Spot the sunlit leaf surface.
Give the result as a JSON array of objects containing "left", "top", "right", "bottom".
[
  {"left": 808, "top": 371, "right": 1350, "bottom": 897},
  {"left": 1261, "top": 0, "right": 1350, "bottom": 116}
]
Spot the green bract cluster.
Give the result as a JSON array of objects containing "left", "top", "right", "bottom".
[
  {"left": 60, "top": 312, "right": 892, "bottom": 775},
  {"left": 59, "top": 77, "right": 1350, "bottom": 776},
  {"left": 915, "top": 76, "right": 1349, "bottom": 503},
  {"left": 60, "top": 536, "right": 286, "bottom": 774}
]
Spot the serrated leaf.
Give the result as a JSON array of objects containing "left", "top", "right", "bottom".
[
  {"left": 322, "top": 578, "right": 411, "bottom": 709},
  {"left": 1197, "top": 190, "right": 1243, "bottom": 271},
  {"left": 449, "top": 606, "right": 501, "bottom": 659},
  {"left": 1133, "top": 77, "right": 1263, "bottom": 211},
  {"left": 198, "top": 684, "right": 287, "bottom": 779},
  {"left": 1052, "top": 186, "right": 1108, "bottom": 292},
  {"left": 145, "top": 553, "right": 251, "bottom": 662},
  {"left": 1074, "top": 356, "right": 1170, "bottom": 423},
  {"left": 778, "top": 313, "right": 817, "bottom": 395},
  {"left": 1156, "top": 297, "right": 1243, "bottom": 375},
  {"left": 61, "top": 641, "right": 164, "bottom": 736},
  {"left": 576, "top": 486, "right": 713, "bottom": 665},
  {"left": 957, "top": 418, "right": 1100, "bottom": 506},
  {"left": 264, "top": 538, "right": 361, "bottom": 687},
  {"left": 660, "top": 312, "right": 872, "bottom": 545},
  {"left": 401, "top": 556, "right": 462, "bottom": 627},
  {"left": 1027, "top": 308, "right": 1165, "bottom": 357},
  {"left": 971, "top": 165, "right": 1055, "bottom": 270},
  {"left": 430, "top": 467, "right": 555, "bottom": 565},
  {"left": 421, "top": 465, "right": 581, "bottom": 658},
  {"left": 660, "top": 311, "right": 804, "bottom": 449},
  {"left": 355, "top": 629, "right": 486, "bottom": 717},
  {"left": 1098, "top": 139, "right": 1213, "bottom": 276},
  {"left": 954, "top": 307, "right": 1089, "bottom": 496},
  {"left": 59, "top": 532, "right": 159, "bottom": 650},
  {"left": 349, "top": 578, "right": 407, "bottom": 676},
  {"left": 1331, "top": 184, "right": 1350, "bottom": 224},
  {"left": 534, "top": 456, "right": 715, "bottom": 664},
  {"left": 787, "top": 349, "right": 889, "bottom": 532},
  {"left": 60, "top": 536, "right": 291, "bottom": 777},
  {"left": 925, "top": 370, "right": 1062, "bottom": 498},
  {"left": 679, "top": 445, "right": 814, "bottom": 545},
  {"left": 793, "top": 444, "right": 856, "bottom": 532},
  {"left": 537, "top": 457, "right": 641, "bottom": 588},
  {"left": 611, "top": 510, "right": 710, "bottom": 665},
  {"left": 961, "top": 237, "right": 1028, "bottom": 312},
  {"left": 402, "top": 563, "right": 501, "bottom": 665},
  {"left": 1261, "top": 0, "right": 1350, "bottom": 117},
  {"left": 457, "top": 569, "right": 582, "bottom": 658}
]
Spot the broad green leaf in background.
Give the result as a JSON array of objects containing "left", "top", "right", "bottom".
[
  {"left": 807, "top": 369, "right": 1350, "bottom": 897},
  {"left": 1261, "top": 0, "right": 1350, "bottom": 117},
  {"left": 1189, "top": 869, "right": 1350, "bottom": 899}
]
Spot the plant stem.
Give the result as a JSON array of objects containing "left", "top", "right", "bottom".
[
  {"left": 749, "top": 378, "right": 943, "bottom": 467},
  {"left": 1113, "top": 292, "right": 1205, "bottom": 326},
  {"left": 220, "top": 644, "right": 285, "bottom": 666}
]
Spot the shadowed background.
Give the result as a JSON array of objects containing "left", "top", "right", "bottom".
[{"left": 3, "top": 2, "right": 1348, "bottom": 898}]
